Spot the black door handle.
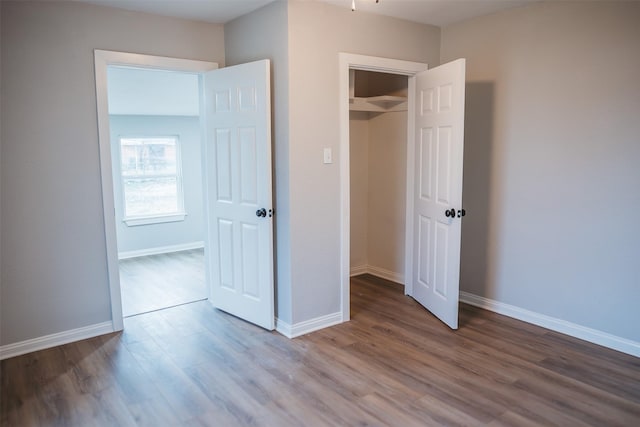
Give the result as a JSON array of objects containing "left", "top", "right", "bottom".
[
  {"left": 457, "top": 209, "right": 466, "bottom": 218},
  {"left": 256, "top": 208, "right": 267, "bottom": 218},
  {"left": 445, "top": 208, "right": 456, "bottom": 218}
]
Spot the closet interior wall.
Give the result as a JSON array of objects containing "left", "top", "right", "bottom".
[{"left": 350, "top": 71, "right": 408, "bottom": 284}]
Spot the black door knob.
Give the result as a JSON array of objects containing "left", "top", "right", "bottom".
[
  {"left": 457, "top": 209, "right": 466, "bottom": 218},
  {"left": 256, "top": 208, "right": 267, "bottom": 218},
  {"left": 445, "top": 208, "right": 456, "bottom": 218}
]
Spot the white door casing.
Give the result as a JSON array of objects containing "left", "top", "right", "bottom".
[
  {"left": 203, "top": 60, "right": 275, "bottom": 330},
  {"left": 94, "top": 50, "right": 218, "bottom": 332},
  {"left": 410, "top": 59, "right": 466, "bottom": 330}
]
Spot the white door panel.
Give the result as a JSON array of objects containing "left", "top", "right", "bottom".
[
  {"left": 204, "top": 60, "right": 274, "bottom": 330},
  {"left": 412, "top": 59, "right": 466, "bottom": 330}
]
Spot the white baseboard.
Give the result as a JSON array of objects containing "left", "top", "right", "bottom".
[
  {"left": 118, "top": 241, "right": 204, "bottom": 260},
  {"left": 350, "top": 264, "right": 404, "bottom": 285},
  {"left": 366, "top": 265, "right": 404, "bottom": 284},
  {"left": 460, "top": 292, "right": 640, "bottom": 358},
  {"left": 276, "top": 312, "right": 343, "bottom": 339},
  {"left": 350, "top": 264, "right": 368, "bottom": 277},
  {"left": 0, "top": 321, "right": 115, "bottom": 360},
  {"left": 275, "top": 318, "right": 293, "bottom": 338}
]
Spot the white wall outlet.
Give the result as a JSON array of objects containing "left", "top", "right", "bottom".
[{"left": 323, "top": 147, "right": 332, "bottom": 164}]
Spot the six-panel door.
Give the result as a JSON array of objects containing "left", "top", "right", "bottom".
[
  {"left": 412, "top": 59, "right": 466, "bottom": 330},
  {"left": 203, "top": 60, "right": 274, "bottom": 330}
]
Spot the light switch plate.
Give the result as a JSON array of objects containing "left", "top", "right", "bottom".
[{"left": 323, "top": 148, "right": 332, "bottom": 164}]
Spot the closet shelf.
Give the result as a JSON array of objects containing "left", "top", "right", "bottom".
[{"left": 349, "top": 95, "right": 407, "bottom": 112}]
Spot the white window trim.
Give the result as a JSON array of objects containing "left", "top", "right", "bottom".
[
  {"left": 124, "top": 212, "right": 187, "bottom": 227},
  {"left": 118, "top": 135, "right": 187, "bottom": 226}
]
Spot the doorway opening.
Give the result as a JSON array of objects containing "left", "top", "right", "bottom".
[
  {"left": 106, "top": 65, "right": 207, "bottom": 317},
  {"left": 338, "top": 53, "right": 430, "bottom": 322},
  {"left": 95, "top": 50, "right": 218, "bottom": 330},
  {"left": 349, "top": 70, "right": 409, "bottom": 286}
]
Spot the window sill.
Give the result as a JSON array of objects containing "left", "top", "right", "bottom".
[{"left": 124, "top": 213, "right": 187, "bottom": 227}]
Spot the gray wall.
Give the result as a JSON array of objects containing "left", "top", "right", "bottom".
[
  {"left": 441, "top": 1, "right": 640, "bottom": 341},
  {"left": 0, "top": 1, "right": 224, "bottom": 345},
  {"left": 224, "top": 0, "right": 291, "bottom": 323},
  {"left": 109, "top": 115, "right": 204, "bottom": 254},
  {"left": 287, "top": 0, "right": 440, "bottom": 323}
]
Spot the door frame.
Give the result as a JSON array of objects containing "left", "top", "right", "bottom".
[
  {"left": 338, "top": 53, "right": 429, "bottom": 321},
  {"left": 94, "top": 50, "right": 218, "bottom": 331}
]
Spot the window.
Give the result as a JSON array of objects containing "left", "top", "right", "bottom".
[{"left": 119, "top": 136, "right": 186, "bottom": 226}]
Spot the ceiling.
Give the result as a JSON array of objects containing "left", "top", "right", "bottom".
[
  {"left": 84, "top": 0, "right": 277, "bottom": 24},
  {"left": 321, "top": 0, "right": 537, "bottom": 26},
  {"left": 83, "top": 0, "right": 538, "bottom": 27}
]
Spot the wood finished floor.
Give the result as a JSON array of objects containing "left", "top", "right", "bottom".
[
  {"left": 2, "top": 274, "right": 639, "bottom": 426},
  {"left": 119, "top": 249, "right": 206, "bottom": 317}
]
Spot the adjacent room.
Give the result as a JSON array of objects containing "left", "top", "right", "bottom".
[{"left": 106, "top": 66, "right": 207, "bottom": 317}]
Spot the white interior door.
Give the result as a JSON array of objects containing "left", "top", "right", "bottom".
[
  {"left": 203, "top": 60, "right": 274, "bottom": 330},
  {"left": 411, "top": 59, "right": 466, "bottom": 329}
]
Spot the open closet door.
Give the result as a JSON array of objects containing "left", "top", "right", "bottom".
[
  {"left": 411, "top": 59, "right": 466, "bottom": 330},
  {"left": 203, "top": 60, "right": 275, "bottom": 330}
]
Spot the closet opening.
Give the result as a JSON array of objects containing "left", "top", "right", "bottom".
[
  {"left": 349, "top": 69, "right": 409, "bottom": 289},
  {"left": 340, "top": 53, "right": 466, "bottom": 329}
]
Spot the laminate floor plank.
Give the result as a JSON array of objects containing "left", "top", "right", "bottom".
[
  {"left": 511, "top": 373, "right": 640, "bottom": 426},
  {"left": 119, "top": 249, "right": 206, "bottom": 317},
  {"left": 3, "top": 273, "right": 639, "bottom": 426}
]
